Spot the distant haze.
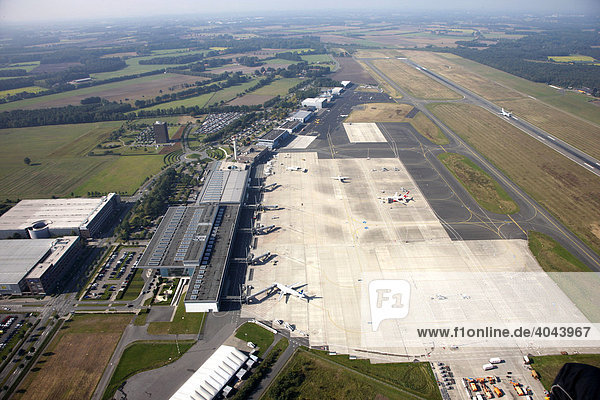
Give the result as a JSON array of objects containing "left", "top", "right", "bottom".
[{"left": 0, "top": 0, "right": 598, "bottom": 23}]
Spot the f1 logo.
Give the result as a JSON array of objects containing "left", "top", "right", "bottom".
[{"left": 369, "top": 280, "right": 410, "bottom": 331}]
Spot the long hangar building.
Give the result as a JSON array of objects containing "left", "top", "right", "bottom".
[{"left": 138, "top": 162, "right": 250, "bottom": 312}]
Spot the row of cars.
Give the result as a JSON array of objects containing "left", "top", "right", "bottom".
[
  {"left": 84, "top": 250, "right": 140, "bottom": 300},
  {"left": 0, "top": 315, "right": 23, "bottom": 350}
]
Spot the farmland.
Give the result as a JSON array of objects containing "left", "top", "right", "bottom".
[
  {"left": 0, "top": 73, "right": 204, "bottom": 112},
  {"left": 228, "top": 77, "right": 301, "bottom": 106},
  {"left": 13, "top": 314, "right": 131, "bottom": 400},
  {"left": 428, "top": 102, "right": 600, "bottom": 255},
  {"left": 0, "top": 86, "right": 46, "bottom": 98},
  {"left": 371, "top": 58, "right": 461, "bottom": 100},
  {"left": 0, "top": 122, "right": 167, "bottom": 198}
]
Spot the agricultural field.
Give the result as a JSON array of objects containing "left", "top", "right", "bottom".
[
  {"left": 371, "top": 58, "right": 461, "bottom": 100},
  {"left": 0, "top": 86, "right": 46, "bottom": 98},
  {"left": 438, "top": 152, "right": 519, "bottom": 214},
  {"left": 102, "top": 340, "right": 195, "bottom": 400},
  {"left": 13, "top": 314, "right": 131, "bottom": 400},
  {"left": 346, "top": 102, "right": 447, "bottom": 145},
  {"left": 228, "top": 77, "right": 301, "bottom": 106},
  {"left": 264, "top": 349, "right": 440, "bottom": 400},
  {"left": 0, "top": 121, "right": 171, "bottom": 198},
  {"left": 428, "top": 102, "right": 600, "bottom": 255},
  {"left": 0, "top": 61, "right": 40, "bottom": 72},
  {"left": 300, "top": 54, "right": 334, "bottom": 65},
  {"left": 73, "top": 154, "right": 165, "bottom": 196},
  {"left": 143, "top": 92, "right": 214, "bottom": 110},
  {"left": 0, "top": 73, "right": 204, "bottom": 111}
]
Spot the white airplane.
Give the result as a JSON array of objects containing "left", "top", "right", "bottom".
[
  {"left": 274, "top": 282, "right": 309, "bottom": 302},
  {"left": 331, "top": 175, "right": 349, "bottom": 182},
  {"left": 286, "top": 166, "right": 307, "bottom": 172},
  {"left": 379, "top": 189, "right": 413, "bottom": 204},
  {"left": 500, "top": 108, "right": 513, "bottom": 118}
]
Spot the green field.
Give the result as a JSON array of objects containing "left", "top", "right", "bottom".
[
  {"left": 206, "top": 79, "right": 260, "bottom": 105},
  {"left": 234, "top": 322, "right": 274, "bottom": 357},
  {"left": 438, "top": 152, "right": 519, "bottom": 214},
  {"left": 0, "top": 61, "right": 40, "bottom": 72},
  {"left": 147, "top": 291, "right": 205, "bottom": 335},
  {"left": 529, "top": 354, "right": 600, "bottom": 390},
  {"left": 263, "top": 349, "right": 440, "bottom": 400},
  {"left": 102, "top": 340, "right": 195, "bottom": 400},
  {"left": 73, "top": 154, "right": 165, "bottom": 196},
  {"left": 251, "top": 78, "right": 302, "bottom": 96},
  {"left": 143, "top": 92, "right": 214, "bottom": 111},
  {"left": 0, "top": 86, "right": 46, "bottom": 98}
]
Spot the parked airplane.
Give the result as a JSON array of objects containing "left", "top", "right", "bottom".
[
  {"left": 331, "top": 175, "right": 349, "bottom": 182},
  {"left": 379, "top": 189, "right": 413, "bottom": 204},
  {"left": 253, "top": 224, "right": 276, "bottom": 234},
  {"left": 247, "top": 252, "right": 271, "bottom": 265},
  {"left": 286, "top": 166, "right": 307, "bottom": 172},
  {"left": 248, "top": 282, "right": 311, "bottom": 303}
]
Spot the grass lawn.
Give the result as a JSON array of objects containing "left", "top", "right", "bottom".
[
  {"left": 117, "top": 268, "right": 145, "bottom": 301},
  {"left": 14, "top": 314, "right": 131, "bottom": 400},
  {"left": 235, "top": 322, "right": 274, "bottom": 357},
  {"left": 102, "top": 340, "right": 195, "bottom": 400},
  {"left": 438, "top": 152, "right": 519, "bottom": 214},
  {"left": 73, "top": 154, "right": 165, "bottom": 196},
  {"left": 263, "top": 349, "right": 440, "bottom": 400},
  {"left": 134, "top": 309, "right": 150, "bottom": 326},
  {"left": 147, "top": 291, "right": 205, "bottom": 335},
  {"left": 428, "top": 102, "right": 600, "bottom": 256},
  {"left": 530, "top": 354, "right": 600, "bottom": 391},
  {"left": 528, "top": 231, "right": 591, "bottom": 273},
  {"left": 410, "top": 112, "right": 448, "bottom": 145}
]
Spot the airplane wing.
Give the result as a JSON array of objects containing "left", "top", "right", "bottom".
[
  {"left": 288, "top": 281, "right": 303, "bottom": 289},
  {"left": 278, "top": 292, "right": 284, "bottom": 302}
]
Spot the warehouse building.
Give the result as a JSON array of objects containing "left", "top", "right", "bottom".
[
  {"left": 0, "top": 237, "right": 81, "bottom": 295},
  {"left": 139, "top": 162, "right": 249, "bottom": 312},
  {"left": 289, "top": 110, "right": 313, "bottom": 123},
  {"left": 154, "top": 121, "right": 169, "bottom": 143},
  {"left": 301, "top": 97, "right": 327, "bottom": 110},
  {"left": 278, "top": 120, "right": 302, "bottom": 134},
  {"left": 256, "top": 129, "right": 288, "bottom": 149},
  {"left": 0, "top": 194, "right": 119, "bottom": 239}
]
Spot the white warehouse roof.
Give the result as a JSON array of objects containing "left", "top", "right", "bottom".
[
  {"left": 0, "top": 240, "right": 54, "bottom": 285},
  {"left": 169, "top": 345, "right": 248, "bottom": 400}
]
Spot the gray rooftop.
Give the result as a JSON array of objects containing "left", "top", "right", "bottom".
[
  {"left": 197, "top": 162, "right": 249, "bottom": 204},
  {"left": 279, "top": 120, "right": 301, "bottom": 130},
  {"left": 185, "top": 204, "right": 239, "bottom": 304},
  {"left": 139, "top": 205, "right": 220, "bottom": 268},
  {"left": 291, "top": 110, "right": 312, "bottom": 120},
  {"left": 260, "top": 129, "right": 286, "bottom": 142},
  {"left": 0, "top": 194, "right": 117, "bottom": 231},
  {"left": 0, "top": 239, "right": 55, "bottom": 284}
]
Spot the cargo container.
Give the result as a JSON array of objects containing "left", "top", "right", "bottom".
[{"left": 493, "top": 386, "right": 503, "bottom": 397}]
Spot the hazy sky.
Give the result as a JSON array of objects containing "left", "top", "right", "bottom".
[{"left": 0, "top": 0, "right": 598, "bottom": 23}]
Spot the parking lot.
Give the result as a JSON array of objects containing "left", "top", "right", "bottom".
[
  {"left": 83, "top": 247, "right": 145, "bottom": 301},
  {"left": 0, "top": 314, "right": 28, "bottom": 351}
]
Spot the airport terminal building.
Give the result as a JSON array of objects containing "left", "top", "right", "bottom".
[
  {"left": 0, "top": 237, "right": 81, "bottom": 295},
  {"left": 0, "top": 193, "right": 119, "bottom": 239},
  {"left": 138, "top": 162, "right": 250, "bottom": 312}
]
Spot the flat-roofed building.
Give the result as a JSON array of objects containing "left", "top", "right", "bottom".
[
  {"left": 0, "top": 237, "right": 81, "bottom": 295},
  {"left": 0, "top": 194, "right": 119, "bottom": 239},
  {"left": 278, "top": 120, "right": 302, "bottom": 134},
  {"left": 257, "top": 129, "right": 288, "bottom": 149},
  {"left": 154, "top": 121, "right": 169, "bottom": 143},
  {"left": 197, "top": 162, "right": 250, "bottom": 204},
  {"left": 289, "top": 110, "right": 313, "bottom": 123},
  {"left": 301, "top": 97, "right": 327, "bottom": 110}
]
